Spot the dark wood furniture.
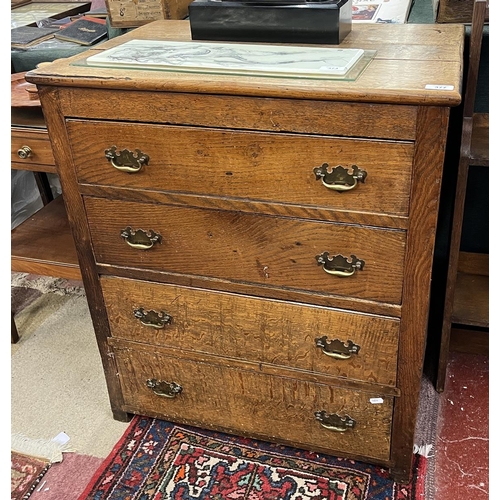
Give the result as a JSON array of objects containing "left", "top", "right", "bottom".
[
  {"left": 26, "top": 21, "right": 463, "bottom": 482},
  {"left": 11, "top": 72, "right": 81, "bottom": 343},
  {"left": 11, "top": 72, "right": 81, "bottom": 280},
  {"left": 433, "top": 0, "right": 490, "bottom": 23},
  {"left": 436, "top": 0, "right": 489, "bottom": 392}
]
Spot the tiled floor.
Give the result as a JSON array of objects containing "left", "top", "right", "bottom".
[{"left": 434, "top": 350, "right": 489, "bottom": 498}]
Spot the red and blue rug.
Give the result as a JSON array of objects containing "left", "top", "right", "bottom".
[
  {"left": 11, "top": 451, "right": 51, "bottom": 500},
  {"left": 78, "top": 416, "right": 425, "bottom": 499}
]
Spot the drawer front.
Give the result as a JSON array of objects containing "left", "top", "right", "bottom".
[
  {"left": 101, "top": 276, "right": 400, "bottom": 386},
  {"left": 11, "top": 128, "right": 55, "bottom": 168},
  {"left": 68, "top": 120, "right": 414, "bottom": 217},
  {"left": 60, "top": 88, "right": 418, "bottom": 140},
  {"left": 113, "top": 341, "right": 394, "bottom": 462},
  {"left": 86, "top": 198, "right": 407, "bottom": 304}
]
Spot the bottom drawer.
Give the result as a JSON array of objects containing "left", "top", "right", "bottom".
[{"left": 112, "top": 340, "right": 394, "bottom": 462}]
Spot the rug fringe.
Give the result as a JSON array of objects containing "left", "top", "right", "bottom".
[
  {"left": 11, "top": 433, "right": 75, "bottom": 463},
  {"left": 413, "top": 443, "right": 433, "bottom": 458},
  {"left": 11, "top": 272, "right": 85, "bottom": 297}
]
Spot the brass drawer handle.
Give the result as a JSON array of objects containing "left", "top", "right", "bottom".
[
  {"left": 105, "top": 146, "right": 149, "bottom": 173},
  {"left": 121, "top": 227, "right": 162, "bottom": 250},
  {"left": 315, "top": 336, "right": 360, "bottom": 359},
  {"left": 146, "top": 379, "right": 182, "bottom": 398},
  {"left": 314, "top": 411, "right": 356, "bottom": 432},
  {"left": 17, "top": 145, "right": 32, "bottom": 159},
  {"left": 316, "top": 252, "right": 365, "bottom": 277},
  {"left": 313, "top": 163, "right": 367, "bottom": 192},
  {"left": 134, "top": 307, "right": 172, "bottom": 329}
]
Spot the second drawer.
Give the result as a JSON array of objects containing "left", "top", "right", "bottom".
[
  {"left": 86, "top": 197, "right": 407, "bottom": 304},
  {"left": 101, "top": 276, "right": 400, "bottom": 386}
]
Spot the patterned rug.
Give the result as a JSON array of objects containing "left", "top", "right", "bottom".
[
  {"left": 11, "top": 451, "right": 51, "bottom": 500},
  {"left": 78, "top": 416, "right": 426, "bottom": 500}
]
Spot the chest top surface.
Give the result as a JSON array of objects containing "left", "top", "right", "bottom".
[{"left": 26, "top": 20, "right": 463, "bottom": 106}]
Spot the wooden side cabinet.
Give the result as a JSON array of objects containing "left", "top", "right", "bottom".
[
  {"left": 26, "top": 21, "right": 464, "bottom": 482},
  {"left": 11, "top": 72, "right": 81, "bottom": 281}
]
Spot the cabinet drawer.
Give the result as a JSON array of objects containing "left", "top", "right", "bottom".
[
  {"left": 112, "top": 340, "right": 394, "bottom": 462},
  {"left": 68, "top": 120, "right": 414, "bottom": 217},
  {"left": 101, "top": 276, "right": 400, "bottom": 386},
  {"left": 86, "top": 197, "right": 407, "bottom": 304},
  {"left": 11, "top": 127, "right": 56, "bottom": 171}
]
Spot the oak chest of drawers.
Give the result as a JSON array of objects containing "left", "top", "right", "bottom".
[{"left": 27, "top": 20, "right": 464, "bottom": 482}]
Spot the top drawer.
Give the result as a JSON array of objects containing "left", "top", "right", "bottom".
[
  {"left": 67, "top": 120, "right": 414, "bottom": 218},
  {"left": 59, "top": 89, "right": 418, "bottom": 140}
]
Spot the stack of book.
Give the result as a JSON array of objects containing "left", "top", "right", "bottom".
[{"left": 11, "top": 16, "right": 108, "bottom": 49}]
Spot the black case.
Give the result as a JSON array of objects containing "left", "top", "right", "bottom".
[{"left": 188, "top": 0, "right": 352, "bottom": 45}]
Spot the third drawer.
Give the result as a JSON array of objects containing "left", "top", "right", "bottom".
[{"left": 101, "top": 276, "right": 400, "bottom": 387}]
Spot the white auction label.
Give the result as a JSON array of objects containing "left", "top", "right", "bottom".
[
  {"left": 425, "top": 84, "right": 454, "bottom": 90},
  {"left": 370, "top": 397, "right": 384, "bottom": 404}
]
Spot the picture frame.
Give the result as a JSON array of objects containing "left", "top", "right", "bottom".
[{"left": 11, "top": 1, "right": 91, "bottom": 28}]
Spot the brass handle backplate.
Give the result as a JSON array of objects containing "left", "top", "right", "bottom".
[
  {"left": 134, "top": 308, "right": 172, "bottom": 329},
  {"left": 105, "top": 146, "right": 149, "bottom": 173},
  {"left": 315, "top": 336, "right": 361, "bottom": 359},
  {"left": 316, "top": 252, "right": 365, "bottom": 277},
  {"left": 17, "top": 145, "right": 32, "bottom": 159},
  {"left": 121, "top": 226, "right": 162, "bottom": 250},
  {"left": 314, "top": 410, "right": 356, "bottom": 432},
  {"left": 146, "top": 379, "right": 182, "bottom": 398},
  {"left": 313, "top": 163, "right": 367, "bottom": 192}
]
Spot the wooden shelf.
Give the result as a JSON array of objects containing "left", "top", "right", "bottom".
[
  {"left": 451, "top": 252, "right": 488, "bottom": 327},
  {"left": 450, "top": 327, "right": 489, "bottom": 355},
  {"left": 470, "top": 112, "right": 489, "bottom": 166},
  {"left": 11, "top": 195, "right": 81, "bottom": 280},
  {"left": 451, "top": 272, "right": 489, "bottom": 327}
]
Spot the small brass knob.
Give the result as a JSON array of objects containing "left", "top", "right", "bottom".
[{"left": 17, "top": 146, "right": 32, "bottom": 159}]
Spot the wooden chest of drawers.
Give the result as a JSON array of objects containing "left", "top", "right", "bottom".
[{"left": 27, "top": 20, "right": 463, "bottom": 482}]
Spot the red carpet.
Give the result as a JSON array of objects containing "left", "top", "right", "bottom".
[
  {"left": 434, "top": 351, "right": 489, "bottom": 499},
  {"left": 11, "top": 451, "right": 51, "bottom": 500},
  {"left": 79, "top": 416, "right": 426, "bottom": 499}
]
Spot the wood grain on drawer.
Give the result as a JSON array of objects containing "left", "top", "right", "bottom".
[
  {"left": 68, "top": 120, "right": 414, "bottom": 218},
  {"left": 85, "top": 198, "right": 407, "bottom": 304},
  {"left": 11, "top": 127, "right": 56, "bottom": 172},
  {"left": 101, "top": 276, "right": 400, "bottom": 386},
  {"left": 112, "top": 341, "right": 394, "bottom": 462},
  {"left": 60, "top": 89, "right": 418, "bottom": 140}
]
